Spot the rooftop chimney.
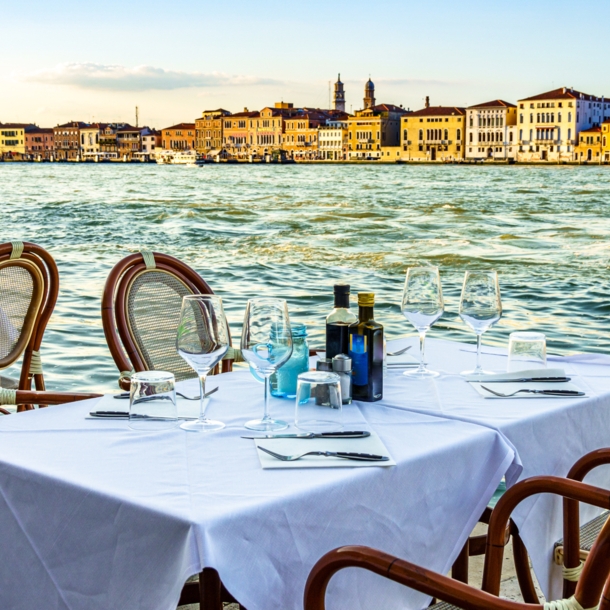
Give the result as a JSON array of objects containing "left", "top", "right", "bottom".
[{"left": 425, "top": 96, "right": 430, "bottom": 108}]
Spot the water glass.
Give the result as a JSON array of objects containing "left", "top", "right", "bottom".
[
  {"left": 295, "top": 371, "right": 342, "bottom": 432},
  {"left": 270, "top": 323, "right": 309, "bottom": 398},
  {"left": 508, "top": 332, "right": 547, "bottom": 372},
  {"left": 129, "top": 371, "right": 177, "bottom": 430}
]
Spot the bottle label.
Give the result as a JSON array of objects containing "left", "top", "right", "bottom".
[{"left": 349, "top": 334, "right": 368, "bottom": 386}]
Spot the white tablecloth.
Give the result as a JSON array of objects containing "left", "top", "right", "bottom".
[
  {"left": 0, "top": 370, "right": 517, "bottom": 610},
  {"left": 381, "top": 337, "right": 610, "bottom": 599}
]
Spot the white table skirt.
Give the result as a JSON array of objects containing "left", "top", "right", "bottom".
[
  {"left": 381, "top": 337, "right": 610, "bottom": 599},
  {"left": 0, "top": 369, "right": 517, "bottom": 610}
]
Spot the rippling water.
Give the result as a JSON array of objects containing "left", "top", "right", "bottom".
[{"left": 1, "top": 163, "right": 609, "bottom": 392}]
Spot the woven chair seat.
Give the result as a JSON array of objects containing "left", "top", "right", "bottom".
[
  {"left": 429, "top": 601, "right": 461, "bottom": 610},
  {"left": 554, "top": 510, "right": 610, "bottom": 560},
  {"left": 0, "top": 375, "right": 18, "bottom": 389}
]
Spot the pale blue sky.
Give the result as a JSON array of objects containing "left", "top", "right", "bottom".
[{"left": 2, "top": 0, "right": 609, "bottom": 128}]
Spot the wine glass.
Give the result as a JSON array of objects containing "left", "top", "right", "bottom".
[
  {"left": 241, "top": 298, "right": 293, "bottom": 431},
  {"left": 400, "top": 266, "right": 444, "bottom": 378},
  {"left": 176, "top": 295, "right": 229, "bottom": 431},
  {"left": 459, "top": 270, "right": 502, "bottom": 377}
]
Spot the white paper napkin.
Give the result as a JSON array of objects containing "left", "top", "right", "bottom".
[
  {"left": 255, "top": 431, "right": 395, "bottom": 469},
  {"left": 462, "top": 368, "right": 567, "bottom": 383}
]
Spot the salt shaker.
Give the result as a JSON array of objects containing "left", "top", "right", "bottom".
[
  {"left": 315, "top": 358, "right": 333, "bottom": 405},
  {"left": 332, "top": 354, "right": 352, "bottom": 405}
]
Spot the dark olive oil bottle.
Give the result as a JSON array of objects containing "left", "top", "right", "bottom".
[
  {"left": 348, "top": 293, "right": 383, "bottom": 402},
  {"left": 325, "top": 284, "right": 357, "bottom": 360}
]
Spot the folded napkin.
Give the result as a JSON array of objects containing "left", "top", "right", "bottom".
[{"left": 462, "top": 368, "right": 567, "bottom": 383}]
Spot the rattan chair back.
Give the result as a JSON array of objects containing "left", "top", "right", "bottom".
[
  {"left": 102, "top": 251, "right": 232, "bottom": 390},
  {"left": 0, "top": 241, "right": 59, "bottom": 396}
]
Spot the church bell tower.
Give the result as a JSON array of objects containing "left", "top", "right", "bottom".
[
  {"left": 334, "top": 74, "right": 345, "bottom": 112},
  {"left": 364, "top": 78, "right": 375, "bottom": 109}
]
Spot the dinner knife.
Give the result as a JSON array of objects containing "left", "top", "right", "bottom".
[
  {"left": 242, "top": 430, "right": 371, "bottom": 439},
  {"left": 89, "top": 411, "right": 197, "bottom": 420},
  {"left": 479, "top": 376, "right": 571, "bottom": 383}
]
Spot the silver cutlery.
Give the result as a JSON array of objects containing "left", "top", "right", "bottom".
[
  {"left": 113, "top": 387, "right": 218, "bottom": 401},
  {"left": 481, "top": 385, "right": 584, "bottom": 398},
  {"left": 387, "top": 346, "right": 412, "bottom": 357},
  {"left": 478, "top": 377, "right": 571, "bottom": 383},
  {"left": 257, "top": 446, "right": 389, "bottom": 462},
  {"left": 242, "top": 431, "right": 371, "bottom": 440},
  {"left": 89, "top": 411, "right": 197, "bottom": 420}
]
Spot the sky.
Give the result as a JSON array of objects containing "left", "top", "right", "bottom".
[{"left": 2, "top": 0, "right": 610, "bottom": 129}]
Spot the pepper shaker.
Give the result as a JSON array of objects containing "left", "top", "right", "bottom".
[
  {"left": 315, "top": 358, "right": 333, "bottom": 405},
  {"left": 332, "top": 354, "right": 352, "bottom": 405}
]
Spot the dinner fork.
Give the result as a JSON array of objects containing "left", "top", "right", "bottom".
[
  {"left": 481, "top": 385, "right": 584, "bottom": 398},
  {"left": 257, "top": 446, "right": 389, "bottom": 462},
  {"left": 387, "top": 346, "right": 412, "bottom": 357}
]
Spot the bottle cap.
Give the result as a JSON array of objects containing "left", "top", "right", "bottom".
[
  {"left": 316, "top": 358, "right": 333, "bottom": 372},
  {"left": 358, "top": 292, "right": 375, "bottom": 307},
  {"left": 333, "top": 284, "right": 350, "bottom": 295},
  {"left": 332, "top": 354, "right": 352, "bottom": 372}
]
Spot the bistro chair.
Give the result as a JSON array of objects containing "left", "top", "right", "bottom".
[
  {"left": 0, "top": 241, "right": 59, "bottom": 411},
  {"left": 102, "top": 251, "right": 239, "bottom": 391},
  {"left": 305, "top": 475, "right": 610, "bottom": 610}
]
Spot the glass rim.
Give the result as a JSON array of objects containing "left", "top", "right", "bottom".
[
  {"left": 509, "top": 331, "right": 546, "bottom": 341},
  {"left": 183, "top": 294, "right": 223, "bottom": 302},
  {"left": 246, "top": 297, "right": 287, "bottom": 306},
  {"left": 297, "top": 371, "right": 340, "bottom": 384},
  {"left": 131, "top": 370, "right": 175, "bottom": 382}
]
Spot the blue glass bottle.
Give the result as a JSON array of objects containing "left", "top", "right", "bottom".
[{"left": 270, "top": 323, "right": 309, "bottom": 398}]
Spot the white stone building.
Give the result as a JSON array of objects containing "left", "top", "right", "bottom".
[
  {"left": 516, "top": 87, "right": 610, "bottom": 162},
  {"left": 465, "top": 100, "right": 518, "bottom": 161},
  {"left": 318, "top": 120, "right": 348, "bottom": 160}
]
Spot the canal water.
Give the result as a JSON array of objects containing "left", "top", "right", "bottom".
[{"left": 1, "top": 162, "right": 609, "bottom": 392}]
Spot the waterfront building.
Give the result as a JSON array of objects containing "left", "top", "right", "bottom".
[
  {"left": 53, "top": 121, "right": 88, "bottom": 161},
  {"left": 574, "top": 126, "right": 602, "bottom": 163},
  {"left": 80, "top": 124, "right": 101, "bottom": 160},
  {"left": 318, "top": 118, "right": 349, "bottom": 161},
  {"left": 161, "top": 123, "right": 196, "bottom": 151},
  {"left": 516, "top": 87, "right": 610, "bottom": 162},
  {"left": 334, "top": 75, "right": 346, "bottom": 112},
  {"left": 465, "top": 100, "right": 517, "bottom": 161},
  {"left": 195, "top": 109, "right": 231, "bottom": 156},
  {"left": 251, "top": 103, "right": 299, "bottom": 159},
  {"left": 602, "top": 120, "right": 610, "bottom": 163},
  {"left": 140, "top": 127, "right": 161, "bottom": 161},
  {"left": 400, "top": 102, "right": 465, "bottom": 161},
  {"left": 0, "top": 123, "right": 35, "bottom": 159},
  {"left": 25, "top": 127, "right": 54, "bottom": 160},
  {"left": 117, "top": 125, "right": 141, "bottom": 160},
  {"left": 99, "top": 124, "right": 119, "bottom": 160},
  {"left": 223, "top": 110, "right": 260, "bottom": 159},
  {"left": 347, "top": 101, "right": 408, "bottom": 161},
  {"left": 283, "top": 109, "right": 330, "bottom": 160}
]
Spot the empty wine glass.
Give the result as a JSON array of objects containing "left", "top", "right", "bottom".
[
  {"left": 459, "top": 270, "right": 502, "bottom": 377},
  {"left": 241, "top": 298, "right": 293, "bottom": 431},
  {"left": 401, "top": 266, "right": 444, "bottom": 378},
  {"left": 176, "top": 295, "right": 229, "bottom": 431}
]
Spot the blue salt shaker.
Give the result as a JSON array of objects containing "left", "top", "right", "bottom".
[{"left": 270, "top": 323, "right": 309, "bottom": 398}]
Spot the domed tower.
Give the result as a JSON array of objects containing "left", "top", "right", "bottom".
[
  {"left": 364, "top": 78, "right": 375, "bottom": 109},
  {"left": 334, "top": 74, "right": 345, "bottom": 112}
]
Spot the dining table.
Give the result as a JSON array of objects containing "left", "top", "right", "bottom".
[
  {"left": 382, "top": 336, "right": 610, "bottom": 600},
  {"left": 0, "top": 357, "right": 518, "bottom": 610}
]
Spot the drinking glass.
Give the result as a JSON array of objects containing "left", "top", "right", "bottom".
[
  {"left": 508, "top": 332, "right": 546, "bottom": 372},
  {"left": 176, "top": 294, "right": 229, "bottom": 432},
  {"left": 459, "top": 270, "right": 502, "bottom": 377},
  {"left": 241, "top": 298, "right": 293, "bottom": 431},
  {"left": 401, "top": 266, "right": 444, "bottom": 378},
  {"left": 129, "top": 370, "right": 177, "bottom": 430},
  {"left": 295, "top": 371, "right": 343, "bottom": 432}
]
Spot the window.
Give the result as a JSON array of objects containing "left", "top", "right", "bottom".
[
  {"left": 568, "top": 112, "right": 572, "bottom": 122},
  {"left": 530, "top": 114, "right": 533, "bottom": 123},
  {"left": 469, "top": 132, "right": 473, "bottom": 143},
  {"left": 418, "top": 129, "right": 423, "bottom": 140},
  {"left": 469, "top": 117, "right": 473, "bottom": 127},
  {"left": 456, "top": 129, "right": 461, "bottom": 140},
  {"left": 520, "top": 114, "right": 523, "bottom": 124}
]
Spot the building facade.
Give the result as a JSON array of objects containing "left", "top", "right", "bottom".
[
  {"left": 0, "top": 123, "right": 35, "bottom": 158},
  {"left": 25, "top": 127, "right": 54, "bottom": 160},
  {"left": 401, "top": 105, "right": 465, "bottom": 161},
  {"left": 223, "top": 110, "right": 259, "bottom": 158},
  {"left": 516, "top": 87, "right": 610, "bottom": 162},
  {"left": 602, "top": 120, "right": 610, "bottom": 163},
  {"left": 465, "top": 100, "right": 517, "bottom": 160},
  {"left": 348, "top": 103, "right": 407, "bottom": 160},
  {"left": 195, "top": 109, "right": 230, "bottom": 155},
  {"left": 283, "top": 110, "right": 329, "bottom": 160},
  {"left": 574, "top": 126, "right": 602, "bottom": 162},
  {"left": 161, "top": 123, "right": 196, "bottom": 151},
  {"left": 117, "top": 125, "right": 141, "bottom": 160},
  {"left": 250, "top": 104, "right": 298, "bottom": 158},
  {"left": 80, "top": 124, "right": 100, "bottom": 160},
  {"left": 319, "top": 120, "right": 349, "bottom": 160},
  {"left": 140, "top": 127, "right": 161, "bottom": 160},
  {"left": 99, "top": 124, "right": 119, "bottom": 159},
  {"left": 53, "top": 121, "right": 87, "bottom": 161}
]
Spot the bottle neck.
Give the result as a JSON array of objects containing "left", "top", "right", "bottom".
[
  {"left": 334, "top": 293, "right": 350, "bottom": 309},
  {"left": 358, "top": 305, "right": 374, "bottom": 322}
]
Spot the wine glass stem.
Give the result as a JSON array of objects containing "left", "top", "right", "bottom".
[
  {"left": 475, "top": 333, "right": 483, "bottom": 373},
  {"left": 263, "top": 375, "right": 271, "bottom": 422},
  {"left": 419, "top": 331, "right": 427, "bottom": 372},
  {"left": 198, "top": 372, "right": 208, "bottom": 422}
]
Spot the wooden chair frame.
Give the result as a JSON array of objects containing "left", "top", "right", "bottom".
[
  {"left": 0, "top": 242, "right": 60, "bottom": 410},
  {"left": 101, "top": 252, "right": 233, "bottom": 391},
  {"left": 305, "top": 476, "right": 610, "bottom": 610},
  {"left": 0, "top": 390, "right": 103, "bottom": 414}
]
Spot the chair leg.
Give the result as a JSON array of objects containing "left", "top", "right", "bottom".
[
  {"left": 199, "top": 568, "right": 222, "bottom": 610},
  {"left": 451, "top": 539, "right": 469, "bottom": 583},
  {"left": 512, "top": 531, "right": 539, "bottom": 603}
]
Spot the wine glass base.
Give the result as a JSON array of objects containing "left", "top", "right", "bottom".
[
  {"left": 180, "top": 419, "right": 225, "bottom": 432},
  {"left": 245, "top": 418, "right": 288, "bottom": 432},
  {"left": 403, "top": 367, "right": 439, "bottom": 378},
  {"left": 460, "top": 369, "right": 495, "bottom": 378}
]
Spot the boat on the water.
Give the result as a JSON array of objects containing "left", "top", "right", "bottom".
[{"left": 156, "top": 150, "right": 205, "bottom": 166}]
